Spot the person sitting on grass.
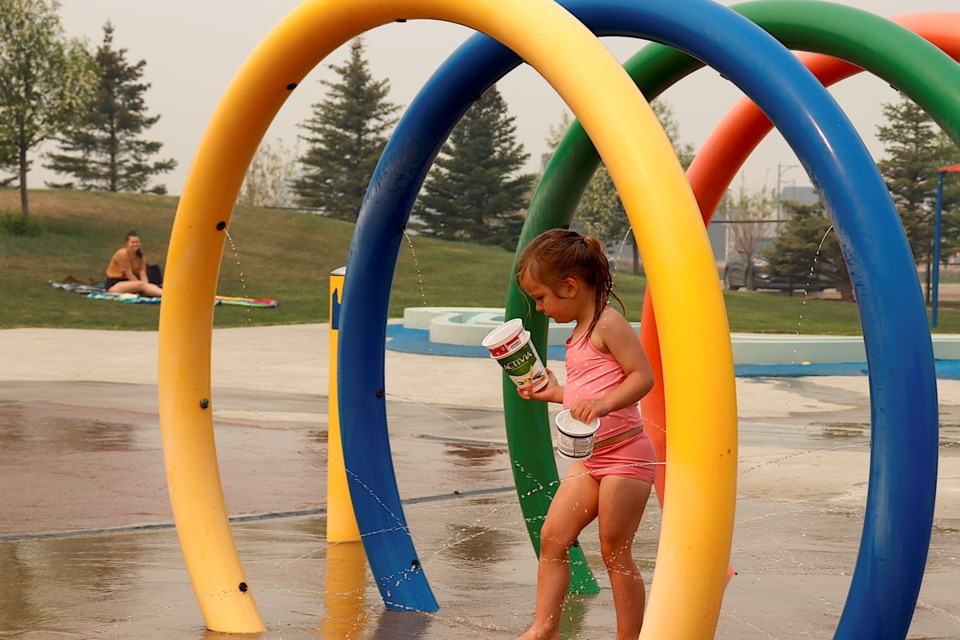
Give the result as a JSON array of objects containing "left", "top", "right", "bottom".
[{"left": 104, "top": 231, "right": 163, "bottom": 298}]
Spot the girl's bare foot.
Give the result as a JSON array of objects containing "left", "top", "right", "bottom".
[{"left": 518, "top": 623, "right": 559, "bottom": 640}]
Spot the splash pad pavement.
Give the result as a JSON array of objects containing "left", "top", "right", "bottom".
[{"left": 0, "top": 324, "right": 957, "bottom": 638}]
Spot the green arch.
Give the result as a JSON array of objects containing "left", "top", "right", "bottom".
[{"left": 505, "top": 0, "right": 960, "bottom": 602}]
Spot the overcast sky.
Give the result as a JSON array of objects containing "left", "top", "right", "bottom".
[{"left": 44, "top": 0, "right": 960, "bottom": 197}]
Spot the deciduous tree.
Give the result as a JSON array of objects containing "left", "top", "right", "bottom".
[
  {"left": 725, "top": 184, "right": 775, "bottom": 291},
  {"left": 0, "top": 0, "right": 95, "bottom": 215},
  {"left": 548, "top": 100, "right": 694, "bottom": 272},
  {"left": 238, "top": 138, "right": 296, "bottom": 208}
]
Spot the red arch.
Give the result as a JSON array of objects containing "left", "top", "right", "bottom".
[{"left": 641, "top": 13, "right": 960, "bottom": 505}]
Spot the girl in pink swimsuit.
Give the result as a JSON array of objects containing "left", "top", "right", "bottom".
[{"left": 515, "top": 228, "right": 656, "bottom": 640}]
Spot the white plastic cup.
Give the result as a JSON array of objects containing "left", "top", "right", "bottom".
[
  {"left": 481, "top": 319, "right": 549, "bottom": 392},
  {"left": 555, "top": 410, "right": 601, "bottom": 459}
]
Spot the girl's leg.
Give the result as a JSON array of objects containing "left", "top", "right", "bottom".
[
  {"left": 519, "top": 462, "right": 599, "bottom": 640},
  {"left": 141, "top": 282, "right": 163, "bottom": 297},
  {"left": 107, "top": 280, "right": 162, "bottom": 297},
  {"left": 597, "top": 476, "right": 652, "bottom": 640},
  {"left": 107, "top": 280, "right": 143, "bottom": 294}
]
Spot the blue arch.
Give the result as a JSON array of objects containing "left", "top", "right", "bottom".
[{"left": 338, "top": 0, "right": 938, "bottom": 630}]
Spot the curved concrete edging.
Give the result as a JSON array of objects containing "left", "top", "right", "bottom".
[
  {"left": 732, "top": 333, "right": 960, "bottom": 365},
  {"left": 405, "top": 307, "right": 960, "bottom": 365},
  {"left": 405, "top": 306, "right": 614, "bottom": 346}
]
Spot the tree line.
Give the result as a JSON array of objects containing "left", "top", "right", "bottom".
[
  {"left": 5, "top": 0, "right": 956, "bottom": 297},
  {"left": 0, "top": 0, "right": 722, "bottom": 258},
  {"left": 242, "top": 35, "right": 960, "bottom": 293},
  {"left": 732, "top": 96, "right": 960, "bottom": 302},
  {"left": 243, "top": 37, "right": 695, "bottom": 254},
  {"left": 0, "top": 0, "right": 176, "bottom": 217},
  {"left": 245, "top": 38, "right": 537, "bottom": 250},
  {"left": 1, "top": 1, "right": 538, "bottom": 249}
]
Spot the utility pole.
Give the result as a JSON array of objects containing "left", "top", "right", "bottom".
[{"left": 932, "top": 163, "right": 960, "bottom": 327}]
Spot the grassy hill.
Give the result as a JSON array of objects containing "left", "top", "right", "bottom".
[{"left": 1, "top": 189, "right": 956, "bottom": 334}]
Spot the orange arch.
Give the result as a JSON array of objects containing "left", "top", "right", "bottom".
[{"left": 640, "top": 13, "right": 960, "bottom": 503}]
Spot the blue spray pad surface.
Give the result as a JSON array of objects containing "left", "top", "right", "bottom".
[
  {"left": 386, "top": 324, "right": 567, "bottom": 360},
  {"left": 385, "top": 325, "right": 960, "bottom": 379}
]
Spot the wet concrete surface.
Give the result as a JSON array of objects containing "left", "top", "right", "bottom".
[{"left": 1, "top": 327, "right": 959, "bottom": 638}]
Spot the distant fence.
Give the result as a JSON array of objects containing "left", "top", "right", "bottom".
[{"left": 935, "top": 261, "right": 960, "bottom": 304}]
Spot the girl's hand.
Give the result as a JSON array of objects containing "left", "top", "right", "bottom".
[
  {"left": 517, "top": 368, "right": 562, "bottom": 403},
  {"left": 570, "top": 398, "right": 611, "bottom": 425}
]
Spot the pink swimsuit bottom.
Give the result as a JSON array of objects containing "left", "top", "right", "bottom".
[{"left": 579, "top": 430, "right": 657, "bottom": 484}]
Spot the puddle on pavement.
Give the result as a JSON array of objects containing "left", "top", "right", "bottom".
[
  {"left": 1, "top": 391, "right": 958, "bottom": 639},
  {"left": 0, "top": 402, "right": 141, "bottom": 452},
  {"left": 818, "top": 421, "right": 869, "bottom": 439}
]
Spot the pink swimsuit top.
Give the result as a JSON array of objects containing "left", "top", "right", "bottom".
[{"left": 563, "top": 331, "right": 643, "bottom": 441}]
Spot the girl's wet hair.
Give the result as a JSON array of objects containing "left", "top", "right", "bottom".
[{"left": 516, "top": 228, "right": 624, "bottom": 339}]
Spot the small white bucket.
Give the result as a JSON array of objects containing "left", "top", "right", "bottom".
[
  {"left": 481, "top": 319, "right": 548, "bottom": 392},
  {"left": 555, "top": 410, "right": 601, "bottom": 459}
]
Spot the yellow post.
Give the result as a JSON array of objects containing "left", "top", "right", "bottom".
[
  {"left": 321, "top": 541, "right": 368, "bottom": 637},
  {"left": 327, "top": 267, "right": 361, "bottom": 542}
]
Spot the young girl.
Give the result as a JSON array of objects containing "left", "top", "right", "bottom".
[{"left": 515, "top": 228, "right": 656, "bottom": 640}]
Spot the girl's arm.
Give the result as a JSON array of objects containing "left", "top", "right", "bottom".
[
  {"left": 135, "top": 255, "right": 149, "bottom": 282},
  {"left": 121, "top": 261, "right": 138, "bottom": 281},
  {"left": 570, "top": 311, "right": 654, "bottom": 424}
]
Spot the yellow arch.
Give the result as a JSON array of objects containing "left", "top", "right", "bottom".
[{"left": 158, "top": 0, "right": 738, "bottom": 635}]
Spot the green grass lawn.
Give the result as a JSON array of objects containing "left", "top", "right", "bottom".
[{"left": 2, "top": 189, "right": 958, "bottom": 334}]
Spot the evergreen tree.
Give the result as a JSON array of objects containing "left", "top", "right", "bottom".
[
  {"left": 0, "top": 0, "right": 95, "bottom": 215},
  {"left": 877, "top": 95, "right": 960, "bottom": 301},
  {"left": 413, "top": 86, "right": 533, "bottom": 248},
  {"left": 45, "top": 22, "right": 175, "bottom": 194},
  {"left": 763, "top": 200, "right": 853, "bottom": 301},
  {"left": 292, "top": 38, "right": 398, "bottom": 221}
]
